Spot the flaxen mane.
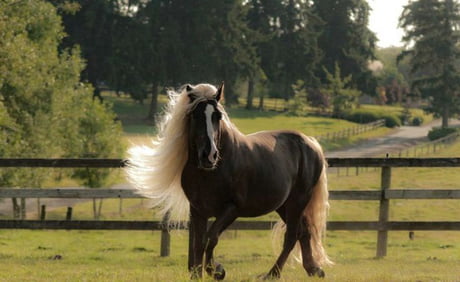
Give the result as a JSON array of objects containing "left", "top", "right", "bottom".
[{"left": 125, "top": 84, "right": 231, "bottom": 222}]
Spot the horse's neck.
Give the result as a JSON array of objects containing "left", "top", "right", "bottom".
[{"left": 220, "top": 122, "right": 245, "bottom": 153}]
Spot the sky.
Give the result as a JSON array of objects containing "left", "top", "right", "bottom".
[{"left": 368, "top": 0, "right": 410, "bottom": 48}]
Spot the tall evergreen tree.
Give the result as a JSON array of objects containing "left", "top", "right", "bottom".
[
  {"left": 312, "top": 0, "right": 377, "bottom": 95},
  {"left": 51, "top": 0, "right": 118, "bottom": 101},
  {"left": 247, "top": 0, "right": 322, "bottom": 100},
  {"left": 399, "top": 0, "right": 460, "bottom": 128},
  {"left": 139, "top": 0, "right": 259, "bottom": 107}
]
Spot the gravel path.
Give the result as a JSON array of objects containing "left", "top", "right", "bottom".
[{"left": 326, "top": 118, "right": 460, "bottom": 158}]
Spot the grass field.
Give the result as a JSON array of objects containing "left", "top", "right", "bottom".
[
  {"left": 0, "top": 229, "right": 458, "bottom": 281},
  {"left": 0, "top": 94, "right": 457, "bottom": 281},
  {"left": 107, "top": 93, "right": 399, "bottom": 152},
  {"left": 1, "top": 143, "right": 459, "bottom": 281}
]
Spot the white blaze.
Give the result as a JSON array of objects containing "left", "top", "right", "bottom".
[{"left": 204, "top": 104, "right": 218, "bottom": 163}]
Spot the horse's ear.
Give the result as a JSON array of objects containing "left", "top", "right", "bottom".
[
  {"left": 186, "top": 84, "right": 197, "bottom": 102},
  {"left": 216, "top": 82, "right": 224, "bottom": 102},
  {"left": 186, "top": 84, "right": 194, "bottom": 92}
]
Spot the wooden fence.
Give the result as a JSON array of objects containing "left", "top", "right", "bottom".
[
  {"left": 316, "top": 119, "right": 385, "bottom": 142},
  {"left": 0, "top": 158, "right": 459, "bottom": 258},
  {"left": 390, "top": 130, "right": 460, "bottom": 158}
]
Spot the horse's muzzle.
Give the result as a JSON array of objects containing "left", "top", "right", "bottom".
[
  {"left": 198, "top": 150, "right": 218, "bottom": 170},
  {"left": 197, "top": 159, "right": 217, "bottom": 171}
]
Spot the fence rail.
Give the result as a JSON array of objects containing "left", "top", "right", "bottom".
[
  {"left": 0, "top": 220, "right": 459, "bottom": 231},
  {"left": 1, "top": 157, "right": 459, "bottom": 168},
  {"left": 1, "top": 188, "right": 459, "bottom": 200},
  {"left": 0, "top": 158, "right": 459, "bottom": 258},
  {"left": 316, "top": 119, "right": 385, "bottom": 142}
]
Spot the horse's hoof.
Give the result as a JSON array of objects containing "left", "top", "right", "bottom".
[
  {"left": 307, "top": 267, "right": 325, "bottom": 278},
  {"left": 189, "top": 265, "right": 203, "bottom": 280},
  {"left": 257, "top": 272, "right": 280, "bottom": 280},
  {"left": 213, "top": 263, "right": 226, "bottom": 280}
]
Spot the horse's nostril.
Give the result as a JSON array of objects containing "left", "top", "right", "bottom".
[{"left": 213, "top": 152, "right": 218, "bottom": 161}]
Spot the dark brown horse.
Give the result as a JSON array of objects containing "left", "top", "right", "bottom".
[{"left": 126, "top": 83, "right": 331, "bottom": 280}]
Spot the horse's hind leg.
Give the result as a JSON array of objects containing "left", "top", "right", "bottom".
[
  {"left": 265, "top": 205, "right": 303, "bottom": 279},
  {"left": 298, "top": 218, "right": 325, "bottom": 277}
]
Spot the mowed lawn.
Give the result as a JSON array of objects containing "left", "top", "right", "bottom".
[
  {"left": 1, "top": 94, "right": 457, "bottom": 281},
  {"left": 0, "top": 228, "right": 459, "bottom": 281},
  {"left": 1, "top": 143, "right": 459, "bottom": 281},
  {"left": 109, "top": 93, "right": 393, "bottom": 151}
]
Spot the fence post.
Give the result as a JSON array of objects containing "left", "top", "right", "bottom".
[
  {"left": 160, "top": 211, "right": 171, "bottom": 257},
  {"left": 40, "top": 205, "right": 46, "bottom": 220},
  {"left": 376, "top": 165, "right": 391, "bottom": 258},
  {"left": 66, "top": 207, "right": 73, "bottom": 221}
]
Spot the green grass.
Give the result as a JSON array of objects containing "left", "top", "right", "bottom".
[
  {"left": 1, "top": 141, "right": 457, "bottom": 281},
  {"left": 3, "top": 93, "right": 452, "bottom": 281},
  {"left": 108, "top": 93, "right": 395, "bottom": 151},
  {"left": 0, "top": 229, "right": 458, "bottom": 281},
  {"left": 107, "top": 92, "right": 433, "bottom": 137}
]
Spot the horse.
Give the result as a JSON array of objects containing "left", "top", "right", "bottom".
[{"left": 126, "top": 83, "right": 332, "bottom": 280}]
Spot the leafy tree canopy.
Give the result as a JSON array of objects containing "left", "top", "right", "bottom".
[{"left": 0, "top": 0, "right": 123, "bottom": 188}]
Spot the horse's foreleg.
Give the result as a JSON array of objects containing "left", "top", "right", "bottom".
[
  {"left": 204, "top": 204, "right": 238, "bottom": 280},
  {"left": 188, "top": 208, "right": 207, "bottom": 279}
]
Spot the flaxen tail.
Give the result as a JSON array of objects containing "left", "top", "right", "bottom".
[{"left": 304, "top": 160, "right": 332, "bottom": 266}]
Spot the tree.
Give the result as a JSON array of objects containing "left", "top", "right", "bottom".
[
  {"left": 139, "top": 0, "right": 260, "bottom": 109},
  {"left": 247, "top": 0, "right": 322, "bottom": 101},
  {"left": 323, "top": 63, "right": 361, "bottom": 117},
  {"left": 312, "top": 0, "right": 377, "bottom": 95},
  {"left": 0, "top": 0, "right": 124, "bottom": 218},
  {"left": 399, "top": 0, "right": 460, "bottom": 128},
  {"left": 375, "top": 47, "right": 411, "bottom": 105}
]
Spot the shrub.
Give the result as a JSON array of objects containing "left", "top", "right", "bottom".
[
  {"left": 382, "top": 114, "right": 401, "bottom": 127},
  {"left": 344, "top": 110, "right": 380, "bottom": 124},
  {"left": 427, "top": 127, "right": 458, "bottom": 141},
  {"left": 411, "top": 116, "right": 423, "bottom": 126},
  {"left": 343, "top": 109, "right": 402, "bottom": 128}
]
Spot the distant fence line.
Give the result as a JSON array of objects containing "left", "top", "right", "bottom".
[
  {"left": 0, "top": 158, "right": 459, "bottom": 258},
  {"left": 389, "top": 130, "right": 460, "bottom": 158},
  {"left": 316, "top": 119, "right": 385, "bottom": 142}
]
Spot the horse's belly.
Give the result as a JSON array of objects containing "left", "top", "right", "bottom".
[{"left": 236, "top": 179, "right": 292, "bottom": 217}]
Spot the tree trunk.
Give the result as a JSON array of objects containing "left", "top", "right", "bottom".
[
  {"left": 148, "top": 81, "right": 159, "bottom": 124},
  {"left": 246, "top": 78, "right": 255, "bottom": 110},
  {"left": 97, "top": 199, "right": 103, "bottom": 219},
  {"left": 441, "top": 106, "right": 449, "bottom": 128},
  {"left": 37, "top": 198, "right": 41, "bottom": 220},
  {"left": 93, "top": 198, "right": 97, "bottom": 220},
  {"left": 20, "top": 198, "right": 26, "bottom": 219},
  {"left": 259, "top": 95, "right": 265, "bottom": 111},
  {"left": 223, "top": 81, "right": 239, "bottom": 105},
  {"left": 93, "top": 86, "right": 103, "bottom": 103},
  {"left": 12, "top": 198, "right": 20, "bottom": 219}
]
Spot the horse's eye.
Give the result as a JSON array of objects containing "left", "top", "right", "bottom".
[
  {"left": 191, "top": 111, "right": 202, "bottom": 120},
  {"left": 213, "top": 111, "right": 222, "bottom": 121}
]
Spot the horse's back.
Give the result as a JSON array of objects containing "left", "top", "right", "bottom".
[
  {"left": 247, "top": 129, "right": 323, "bottom": 160},
  {"left": 250, "top": 129, "right": 325, "bottom": 187},
  {"left": 242, "top": 130, "right": 325, "bottom": 196}
]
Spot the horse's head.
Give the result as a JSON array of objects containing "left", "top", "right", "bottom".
[{"left": 186, "top": 83, "right": 224, "bottom": 170}]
